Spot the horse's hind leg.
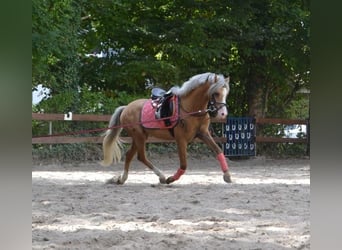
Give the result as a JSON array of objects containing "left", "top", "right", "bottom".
[
  {"left": 135, "top": 139, "right": 166, "bottom": 184},
  {"left": 107, "top": 143, "right": 137, "bottom": 185}
]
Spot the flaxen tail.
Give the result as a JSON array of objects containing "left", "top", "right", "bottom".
[{"left": 101, "top": 106, "right": 126, "bottom": 166}]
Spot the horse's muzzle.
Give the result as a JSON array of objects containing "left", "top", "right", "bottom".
[{"left": 217, "top": 105, "right": 228, "bottom": 120}]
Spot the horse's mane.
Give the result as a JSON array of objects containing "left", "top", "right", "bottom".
[{"left": 171, "top": 72, "right": 229, "bottom": 97}]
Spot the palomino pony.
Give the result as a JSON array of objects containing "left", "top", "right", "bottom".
[{"left": 101, "top": 72, "right": 232, "bottom": 184}]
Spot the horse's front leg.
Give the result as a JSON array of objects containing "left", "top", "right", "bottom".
[
  {"left": 165, "top": 138, "right": 188, "bottom": 184},
  {"left": 197, "top": 132, "right": 232, "bottom": 183}
]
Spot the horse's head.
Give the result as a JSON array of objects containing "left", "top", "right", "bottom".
[
  {"left": 172, "top": 73, "right": 230, "bottom": 120},
  {"left": 207, "top": 75, "right": 230, "bottom": 121}
]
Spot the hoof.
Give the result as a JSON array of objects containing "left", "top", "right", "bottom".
[
  {"left": 159, "top": 176, "right": 167, "bottom": 184},
  {"left": 223, "top": 174, "right": 232, "bottom": 183},
  {"left": 165, "top": 176, "right": 174, "bottom": 184},
  {"left": 106, "top": 177, "right": 123, "bottom": 185}
]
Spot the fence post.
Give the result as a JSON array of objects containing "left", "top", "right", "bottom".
[
  {"left": 49, "top": 121, "right": 52, "bottom": 150},
  {"left": 306, "top": 118, "right": 310, "bottom": 156}
]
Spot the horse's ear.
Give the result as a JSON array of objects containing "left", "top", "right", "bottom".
[
  {"left": 214, "top": 74, "right": 218, "bottom": 83},
  {"left": 225, "top": 77, "right": 230, "bottom": 84}
]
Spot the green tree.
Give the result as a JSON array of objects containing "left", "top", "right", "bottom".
[
  {"left": 32, "top": 0, "right": 83, "bottom": 113},
  {"left": 229, "top": 0, "right": 310, "bottom": 117},
  {"left": 33, "top": 0, "right": 310, "bottom": 119}
]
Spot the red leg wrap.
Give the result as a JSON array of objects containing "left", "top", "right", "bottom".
[
  {"left": 217, "top": 153, "right": 228, "bottom": 172},
  {"left": 173, "top": 168, "right": 185, "bottom": 180}
]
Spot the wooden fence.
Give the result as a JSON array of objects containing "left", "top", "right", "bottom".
[{"left": 32, "top": 113, "right": 309, "bottom": 146}]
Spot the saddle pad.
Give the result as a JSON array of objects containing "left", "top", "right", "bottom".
[{"left": 140, "top": 96, "right": 179, "bottom": 129}]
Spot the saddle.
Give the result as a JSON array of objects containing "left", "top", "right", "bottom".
[
  {"left": 140, "top": 88, "right": 179, "bottom": 131},
  {"left": 151, "top": 87, "right": 175, "bottom": 127}
]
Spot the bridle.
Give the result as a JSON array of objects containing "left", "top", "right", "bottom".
[
  {"left": 179, "top": 93, "right": 228, "bottom": 118},
  {"left": 207, "top": 94, "right": 228, "bottom": 118}
]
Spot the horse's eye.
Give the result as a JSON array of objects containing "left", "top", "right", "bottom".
[{"left": 214, "top": 93, "right": 219, "bottom": 97}]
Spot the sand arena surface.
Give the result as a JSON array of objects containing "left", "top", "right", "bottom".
[{"left": 32, "top": 155, "right": 310, "bottom": 249}]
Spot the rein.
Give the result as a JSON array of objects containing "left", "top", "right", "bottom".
[{"left": 180, "top": 105, "right": 209, "bottom": 117}]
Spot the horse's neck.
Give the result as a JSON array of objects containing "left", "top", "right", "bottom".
[{"left": 181, "top": 85, "right": 210, "bottom": 112}]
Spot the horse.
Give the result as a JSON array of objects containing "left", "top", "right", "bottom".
[{"left": 101, "top": 72, "right": 232, "bottom": 184}]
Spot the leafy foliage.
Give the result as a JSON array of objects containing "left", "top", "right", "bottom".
[
  {"left": 32, "top": 0, "right": 84, "bottom": 112},
  {"left": 32, "top": 0, "right": 310, "bottom": 157}
]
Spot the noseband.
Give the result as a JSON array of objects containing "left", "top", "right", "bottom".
[{"left": 207, "top": 95, "right": 228, "bottom": 118}]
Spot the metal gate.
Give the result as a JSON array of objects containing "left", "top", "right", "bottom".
[{"left": 224, "top": 117, "right": 256, "bottom": 157}]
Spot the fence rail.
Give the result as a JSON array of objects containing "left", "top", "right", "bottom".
[{"left": 32, "top": 113, "right": 309, "bottom": 145}]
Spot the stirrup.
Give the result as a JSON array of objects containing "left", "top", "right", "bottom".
[{"left": 155, "top": 109, "right": 162, "bottom": 119}]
